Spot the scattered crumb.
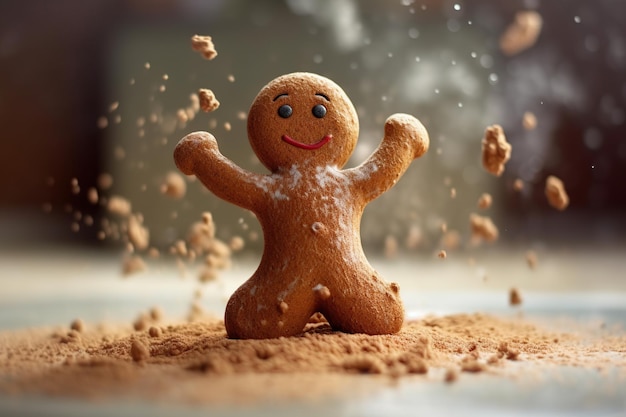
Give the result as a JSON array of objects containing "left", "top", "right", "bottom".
[
  {"left": 191, "top": 35, "right": 218, "bottom": 60},
  {"left": 97, "top": 116, "right": 108, "bottom": 129},
  {"left": 523, "top": 111, "right": 537, "bottom": 130},
  {"left": 87, "top": 187, "right": 99, "bottom": 204},
  {"left": 229, "top": 236, "right": 245, "bottom": 251},
  {"left": 227, "top": 74, "right": 235, "bottom": 82},
  {"left": 509, "top": 287, "right": 523, "bottom": 306},
  {"left": 526, "top": 250, "right": 538, "bottom": 269},
  {"left": 469, "top": 213, "right": 499, "bottom": 243},
  {"left": 97, "top": 173, "right": 114, "bottom": 190},
  {"left": 477, "top": 193, "right": 492, "bottom": 209},
  {"left": 384, "top": 235, "right": 398, "bottom": 259},
  {"left": 128, "top": 214, "right": 150, "bottom": 251},
  {"left": 130, "top": 340, "right": 150, "bottom": 362},
  {"left": 444, "top": 368, "right": 458, "bottom": 383},
  {"left": 160, "top": 171, "right": 187, "bottom": 199},
  {"left": 107, "top": 196, "right": 132, "bottom": 217},
  {"left": 148, "top": 327, "right": 162, "bottom": 338},
  {"left": 499, "top": 11, "right": 543, "bottom": 56},
  {"left": 440, "top": 230, "right": 460, "bottom": 251},
  {"left": 122, "top": 255, "right": 146, "bottom": 276},
  {"left": 481, "top": 125, "right": 511, "bottom": 177},
  {"left": 450, "top": 188, "right": 457, "bottom": 199},
  {"left": 198, "top": 89, "right": 220, "bottom": 112},
  {"left": 70, "top": 319, "right": 84, "bottom": 333},
  {"left": 224, "top": 122, "right": 231, "bottom": 131},
  {"left": 437, "top": 250, "right": 447, "bottom": 259},
  {"left": 545, "top": 175, "right": 569, "bottom": 211},
  {"left": 405, "top": 226, "right": 422, "bottom": 249},
  {"left": 513, "top": 179, "right": 524, "bottom": 192}
]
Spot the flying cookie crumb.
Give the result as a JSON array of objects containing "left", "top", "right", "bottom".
[
  {"left": 229, "top": 236, "right": 245, "bottom": 251},
  {"left": 477, "top": 193, "right": 493, "bottom": 209},
  {"left": 509, "top": 287, "right": 523, "bottom": 306},
  {"left": 523, "top": 112, "right": 537, "bottom": 130},
  {"left": 227, "top": 74, "right": 235, "bottom": 82},
  {"left": 127, "top": 214, "right": 149, "bottom": 251},
  {"left": 191, "top": 35, "right": 218, "bottom": 60},
  {"left": 499, "top": 11, "right": 543, "bottom": 56},
  {"left": 122, "top": 255, "right": 146, "bottom": 276},
  {"left": 87, "top": 187, "right": 99, "bottom": 204},
  {"left": 198, "top": 89, "right": 220, "bottom": 112},
  {"left": 444, "top": 367, "right": 459, "bottom": 383},
  {"left": 526, "top": 250, "right": 538, "bottom": 269},
  {"left": 450, "top": 188, "right": 457, "bottom": 199},
  {"left": 107, "top": 196, "right": 132, "bottom": 217},
  {"left": 160, "top": 171, "right": 187, "bottom": 199},
  {"left": 469, "top": 213, "right": 499, "bottom": 242},
  {"left": 545, "top": 175, "right": 569, "bottom": 210},
  {"left": 224, "top": 122, "right": 232, "bottom": 131},
  {"left": 384, "top": 235, "right": 399, "bottom": 259},
  {"left": 481, "top": 125, "right": 511, "bottom": 177},
  {"left": 437, "top": 250, "right": 447, "bottom": 259},
  {"left": 97, "top": 173, "right": 114, "bottom": 190},
  {"left": 513, "top": 179, "right": 524, "bottom": 192}
]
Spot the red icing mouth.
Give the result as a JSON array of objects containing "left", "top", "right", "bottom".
[{"left": 281, "top": 134, "right": 332, "bottom": 150}]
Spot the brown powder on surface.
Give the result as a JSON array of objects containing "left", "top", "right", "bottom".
[
  {"left": 481, "top": 125, "right": 512, "bottom": 177},
  {"left": 499, "top": 11, "right": 543, "bottom": 56},
  {"left": 198, "top": 89, "right": 220, "bottom": 112},
  {"left": 1, "top": 313, "right": 624, "bottom": 404},
  {"left": 469, "top": 213, "right": 499, "bottom": 243},
  {"left": 545, "top": 175, "right": 569, "bottom": 211},
  {"left": 191, "top": 35, "right": 217, "bottom": 60}
]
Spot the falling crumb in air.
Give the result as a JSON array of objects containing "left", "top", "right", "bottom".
[
  {"left": 523, "top": 111, "right": 537, "bottom": 130},
  {"left": 450, "top": 188, "right": 457, "bottom": 199},
  {"left": 545, "top": 175, "right": 569, "bottom": 210},
  {"left": 438, "top": 250, "right": 447, "bottom": 259},
  {"left": 481, "top": 125, "right": 511, "bottom": 176},
  {"left": 469, "top": 213, "right": 499, "bottom": 243},
  {"left": 499, "top": 11, "right": 543, "bottom": 56},
  {"left": 477, "top": 193, "right": 492, "bottom": 209},
  {"left": 526, "top": 250, "right": 538, "bottom": 270},
  {"left": 224, "top": 122, "right": 231, "bottom": 131},
  {"left": 97, "top": 116, "right": 108, "bottom": 129},
  {"left": 198, "top": 89, "right": 220, "bottom": 112},
  {"left": 122, "top": 255, "right": 146, "bottom": 276},
  {"left": 70, "top": 319, "right": 84, "bottom": 333},
  {"left": 509, "top": 287, "right": 523, "bottom": 306},
  {"left": 227, "top": 74, "right": 235, "bottom": 82},
  {"left": 191, "top": 35, "right": 218, "bottom": 60},
  {"left": 384, "top": 235, "right": 398, "bottom": 258},
  {"left": 513, "top": 179, "right": 524, "bottom": 192},
  {"left": 107, "top": 196, "right": 132, "bottom": 217},
  {"left": 160, "top": 171, "right": 187, "bottom": 199}
]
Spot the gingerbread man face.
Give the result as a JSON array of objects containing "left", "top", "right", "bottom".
[
  {"left": 174, "top": 72, "right": 429, "bottom": 339},
  {"left": 247, "top": 73, "right": 359, "bottom": 172}
]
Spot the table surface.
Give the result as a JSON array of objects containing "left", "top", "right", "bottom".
[{"left": 0, "top": 246, "right": 625, "bottom": 417}]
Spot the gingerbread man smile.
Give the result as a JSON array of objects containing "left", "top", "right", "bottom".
[
  {"left": 174, "top": 72, "right": 429, "bottom": 339},
  {"left": 281, "top": 134, "right": 332, "bottom": 150}
]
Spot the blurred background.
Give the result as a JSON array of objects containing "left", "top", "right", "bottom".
[{"left": 1, "top": 0, "right": 625, "bottom": 257}]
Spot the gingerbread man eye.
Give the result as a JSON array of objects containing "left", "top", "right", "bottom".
[
  {"left": 312, "top": 104, "right": 327, "bottom": 118},
  {"left": 278, "top": 104, "right": 293, "bottom": 118}
]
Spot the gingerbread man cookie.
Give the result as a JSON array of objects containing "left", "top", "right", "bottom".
[{"left": 174, "top": 72, "right": 429, "bottom": 339}]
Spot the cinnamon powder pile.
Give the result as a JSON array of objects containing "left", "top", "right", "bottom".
[{"left": 1, "top": 313, "right": 624, "bottom": 405}]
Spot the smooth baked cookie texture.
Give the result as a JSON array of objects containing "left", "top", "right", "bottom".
[{"left": 174, "top": 72, "right": 429, "bottom": 339}]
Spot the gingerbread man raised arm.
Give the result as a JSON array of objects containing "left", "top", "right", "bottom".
[{"left": 174, "top": 72, "right": 429, "bottom": 339}]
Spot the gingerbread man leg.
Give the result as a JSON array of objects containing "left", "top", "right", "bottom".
[
  {"left": 318, "top": 273, "right": 404, "bottom": 335},
  {"left": 224, "top": 275, "right": 317, "bottom": 339}
]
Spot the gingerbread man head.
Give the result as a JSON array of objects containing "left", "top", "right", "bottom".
[{"left": 247, "top": 72, "right": 359, "bottom": 172}]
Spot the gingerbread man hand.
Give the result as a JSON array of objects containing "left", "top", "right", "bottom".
[{"left": 175, "top": 72, "right": 429, "bottom": 339}]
